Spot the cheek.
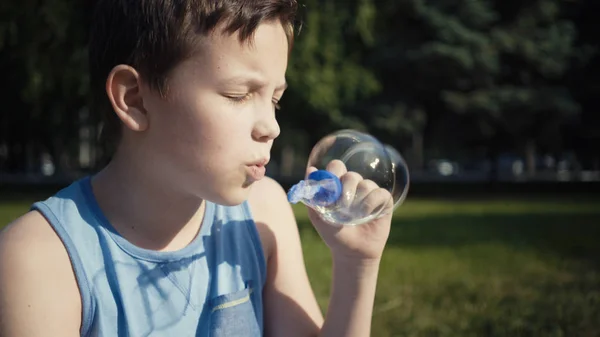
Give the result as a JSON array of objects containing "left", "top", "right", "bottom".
[
  {"left": 149, "top": 94, "right": 246, "bottom": 170},
  {"left": 152, "top": 109, "right": 201, "bottom": 154}
]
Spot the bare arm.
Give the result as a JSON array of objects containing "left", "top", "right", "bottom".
[
  {"left": 248, "top": 177, "right": 382, "bottom": 337},
  {"left": 319, "top": 258, "right": 380, "bottom": 337},
  {"left": 249, "top": 178, "right": 324, "bottom": 336},
  {"left": 0, "top": 211, "right": 81, "bottom": 337}
]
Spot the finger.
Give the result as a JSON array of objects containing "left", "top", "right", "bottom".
[
  {"left": 359, "top": 188, "right": 393, "bottom": 218},
  {"left": 353, "top": 179, "right": 379, "bottom": 204},
  {"left": 325, "top": 159, "right": 347, "bottom": 178},
  {"left": 305, "top": 166, "right": 318, "bottom": 179},
  {"left": 337, "top": 172, "right": 363, "bottom": 209}
]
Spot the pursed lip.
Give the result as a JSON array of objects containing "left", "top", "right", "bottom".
[
  {"left": 245, "top": 157, "right": 269, "bottom": 181},
  {"left": 247, "top": 157, "right": 270, "bottom": 167}
]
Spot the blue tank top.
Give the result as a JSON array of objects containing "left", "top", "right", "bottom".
[{"left": 30, "top": 176, "right": 266, "bottom": 337}]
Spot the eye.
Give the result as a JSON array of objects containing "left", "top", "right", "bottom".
[{"left": 226, "top": 93, "right": 252, "bottom": 104}]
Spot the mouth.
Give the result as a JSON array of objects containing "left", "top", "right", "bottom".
[
  {"left": 248, "top": 157, "right": 270, "bottom": 167},
  {"left": 245, "top": 157, "right": 269, "bottom": 181}
]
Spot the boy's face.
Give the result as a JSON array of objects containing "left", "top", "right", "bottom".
[{"left": 138, "top": 21, "right": 289, "bottom": 205}]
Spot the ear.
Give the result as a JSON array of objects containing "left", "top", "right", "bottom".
[{"left": 105, "top": 65, "right": 149, "bottom": 132}]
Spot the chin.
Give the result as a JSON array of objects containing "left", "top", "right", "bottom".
[{"left": 208, "top": 185, "right": 251, "bottom": 206}]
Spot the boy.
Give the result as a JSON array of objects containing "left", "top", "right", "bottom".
[{"left": 0, "top": 0, "right": 393, "bottom": 336}]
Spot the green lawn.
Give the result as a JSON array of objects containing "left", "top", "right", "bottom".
[
  {"left": 296, "top": 198, "right": 600, "bottom": 337},
  {"left": 1, "top": 196, "right": 599, "bottom": 336}
]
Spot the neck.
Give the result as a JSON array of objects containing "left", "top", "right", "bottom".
[{"left": 90, "top": 149, "right": 206, "bottom": 252}]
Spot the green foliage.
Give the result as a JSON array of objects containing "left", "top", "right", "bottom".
[
  {"left": 359, "top": 0, "right": 593, "bottom": 169},
  {"left": 435, "top": 0, "right": 581, "bottom": 147},
  {"left": 0, "top": 0, "right": 597, "bottom": 172},
  {"left": 0, "top": 1, "right": 90, "bottom": 172},
  {"left": 286, "top": 0, "right": 381, "bottom": 130},
  {"left": 373, "top": 103, "right": 427, "bottom": 136}
]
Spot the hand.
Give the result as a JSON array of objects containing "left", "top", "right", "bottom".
[{"left": 306, "top": 160, "right": 394, "bottom": 264}]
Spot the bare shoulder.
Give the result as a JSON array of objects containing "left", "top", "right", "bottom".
[
  {"left": 247, "top": 176, "right": 289, "bottom": 211},
  {"left": 0, "top": 211, "right": 81, "bottom": 336},
  {"left": 247, "top": 177, "right": 296, "bottom": 258}
]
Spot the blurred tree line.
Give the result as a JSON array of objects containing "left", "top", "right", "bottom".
[{"left": 0, "top": 0, "right": 598, "bottom": 180}]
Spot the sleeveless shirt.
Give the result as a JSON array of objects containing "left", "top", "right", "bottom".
[{"left": 30, "top": 176, "right": 266, "bottom": 337}]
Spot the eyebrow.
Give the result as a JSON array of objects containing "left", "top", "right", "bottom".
[{"left": 222, "top": 75, "right": 288, "bottom": 91}]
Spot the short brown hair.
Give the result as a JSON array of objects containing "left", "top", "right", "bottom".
[{"left": 89, "top": 0, "right": 298, "bottom": 152}]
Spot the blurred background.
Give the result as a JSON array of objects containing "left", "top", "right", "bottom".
[
  {"left": 0, "top": 0, "right": 599, "bottom": 336},
  {"left": 0, "top": 0, "right": 599, "bottom": 188}
]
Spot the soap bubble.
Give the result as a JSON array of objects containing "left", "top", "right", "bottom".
[
  {"left": 288, "top": 129, "right": 409, "bottom": 226},
  {"left": 384, "top": 144, "right": 410, "bottom": 211}
]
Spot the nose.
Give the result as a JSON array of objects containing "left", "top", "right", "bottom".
[{"left": 252, "top": 102, "right": 281, "bottom": 142}]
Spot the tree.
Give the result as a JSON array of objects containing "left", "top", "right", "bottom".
[
  {"left": 0, "top": 0, "right": 91, "bottom": 175},
  {"left": 439, "top": 0, "right": 582, "bottom": 177},
  {"left": 286, "top": 0, "right": 380, "bottom": 132},
  {"left": 369, "top": 0, "right": 586, "bottom": 178},
  {"left": 567, "top": 0, "right": 600, "bottom": 171},
  {"left": 277, "top": 0, "right": 382, "bottom": 176}
]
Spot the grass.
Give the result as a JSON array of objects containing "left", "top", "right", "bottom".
[
  {"left": 2, "top": 195, "right": 600, "bottom": 336},
  {"left": 296, "top": 198, "right": 600, "bottom": 337}
]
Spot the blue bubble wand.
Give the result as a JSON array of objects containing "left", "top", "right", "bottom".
[{"left": 287, "top": 170, "right": 342, "bottom": 207}]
